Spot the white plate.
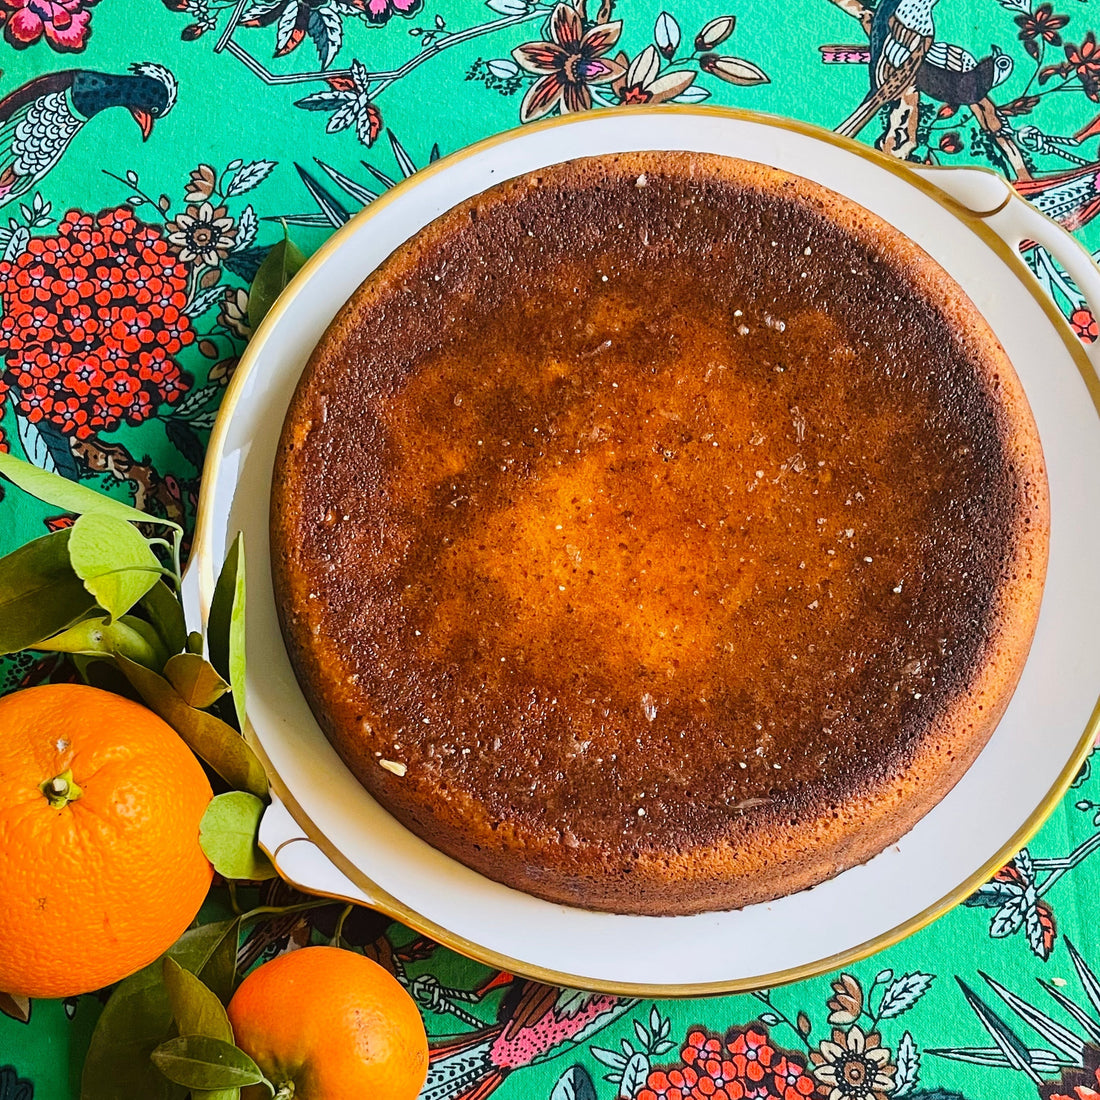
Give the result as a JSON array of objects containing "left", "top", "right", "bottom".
[{"left": 191, "top": 107, "right": 1100, "bottom": 995}]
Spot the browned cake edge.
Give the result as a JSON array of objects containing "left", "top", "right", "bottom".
[{"left": 271, "top": 152, "right": 1050, "bottom": 915}]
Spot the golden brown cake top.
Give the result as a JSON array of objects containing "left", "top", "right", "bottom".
[{"left": 272, "top": 152, "right": 1046, "bottom": 902}]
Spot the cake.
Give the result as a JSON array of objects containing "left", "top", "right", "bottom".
[{"left": 270, "top": 152, "right": 1048, "bottom": 916}]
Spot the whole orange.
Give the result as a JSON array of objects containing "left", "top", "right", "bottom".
[
  {"left": 228, "top": 946, "right": 429, "bottom": 1100},
  {"left": 0, "top": 683, "right": 213, "bottom": 998}
]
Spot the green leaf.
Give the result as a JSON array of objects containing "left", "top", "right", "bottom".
[
  {"left": 80, "top": 920, "right": 238, "bottom": 1100},
  {"left": 117, "top": 657, "right": 269, "bottom": 798},
  {"left": 248, "top": 228, "right": 305, "bottom": 331},
  {"left": 200, "top": 792, "right": 277, "bottom": 880},
  {"left": 208, "top": 534, "right": 247, "bottom": 733},
  {"left": 165, "top": 652, "right": 231, "bottom": 709},
  {"left": 197, "top": 918, "right": 241, "bottom": 1007},
  {"left": 80, "top": 964, "right": 186, "bottom": 1100},
  {"left": 73, "top": 654, "right": 136, "bottom": 696},
  {"left": 141, "top": 580, "right": 188, "bottom": 657},
  {"left": 0, "top": 529, "right": 97, "bottom": 654},
  {"left": 68, "top": 512, "right": 163, "bottom": 621},
  {"left": 190, "top": 1088, "right": 241, "bottom": 1100},
  {"left": 0, "top": 450, "right": 179, "bottom": 530},
  {"left": 171, "top": 918, "right": 241, "bottom": 978},
  {"left": 151, "top": 1036, "right": 263, "bottom": 1090},
  {"left": 36, "top": 614, "right": 167, "bottom": 670},
  {"left": 119, "top": 615, "right": 173, "bottom": 669},
  {"left": 162, "top": 957, "right": 233, "bottom": 1042},
  {"left": 187, "top": 630, "right": 205, "bottom": 655}
]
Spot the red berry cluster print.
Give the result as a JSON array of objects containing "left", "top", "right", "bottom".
[
  {"left": 0, "top": 207, "right": 193, "bottom": 441},
  {"left": 639, "top": 1027, "right": 815, "bottom": 1100}
]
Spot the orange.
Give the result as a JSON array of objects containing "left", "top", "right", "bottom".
[
  {"left": 0, "top": 683, "right": 213, "bottom": 998},
  {"left": 228, "top": 946, "right": 428, "bottom": 1100}
]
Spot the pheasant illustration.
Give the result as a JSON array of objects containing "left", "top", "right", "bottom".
[
  {"left": 916, "top": 42, "right": 1014, "bottom": 107},
  {"left": 835, "top": 0, "right": 940, "bottom": 138},
  {"left": 0, "top": 63, "right": 177, "bottom": 206},
  {"left": 421, "top": 977, "right": 633, "bottom": 1100}
]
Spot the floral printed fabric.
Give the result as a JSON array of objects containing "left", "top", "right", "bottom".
[{"left": 1, "top": 0, "right": 1100, "bottom": 1097}]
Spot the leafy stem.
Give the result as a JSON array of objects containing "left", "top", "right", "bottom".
[
  {"left": 239, "top": 899, "right": 332, "bottom": 926},
  {"left": 751, "top": 990, "right": 813, "bottom": 1051},
  {"left": 222, "top": 40, "right": 354, "bottom": 85},
  {"left": 219, "top": 6, "right": 549, "bottom": 97},
  {"left": 145, "top": 531, "right": 184, "bottom": 591},
  {"left": 170, "top": 526, "right": 183, "bottom": 590},
  {"left": 1032, "top": 828, "right": 1100, "bottom": 895},
  {"left": 1023, "top": 37, "right": 1044, "bottom": 98},
  {"left": 102, "top": 171, "right": 169, "bottom": 222},
  {"left": 214, "top": 0, "right": 249, "bottom": 53},
  {"left": 860, "top": 971, "right": 894, "bottom": 1029},
  {"left": 331, "top": 903, "right": 354, "bottom": 945},
  {"left": 369, "top": 8, "right": 548, "bottom": 97}
]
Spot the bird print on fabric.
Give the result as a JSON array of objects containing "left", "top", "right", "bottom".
[
  {"left": 917, "top": 43, "right": 1013, "bottom": 107},
  {"left": 836, "top": 0, "right": 940, "bottom": 139},
  {"left": 422, "top": 978, "right": 633, "bottom": 1100},
  {"left": 0, "top": 63, "right": 177, "bottom": 206}
]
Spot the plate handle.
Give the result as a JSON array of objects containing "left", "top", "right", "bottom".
[
  {"left": 259, "top": 793, "right": 383, "bottom": 909},
  {"left": 909, "top": 164, "right": 1100, "bottom": 377}
]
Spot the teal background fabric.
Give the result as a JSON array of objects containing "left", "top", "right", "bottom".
[{"left": 3, "top": 0, "right": 1100, "bottom": 1096}]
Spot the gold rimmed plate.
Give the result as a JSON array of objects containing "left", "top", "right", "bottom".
[{"left": 189, "top": 107, "right": 1100, "bottom": 995}]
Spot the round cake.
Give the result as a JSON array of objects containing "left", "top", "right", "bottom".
[{"left": 271, "top": 152, "right": 1049, "bottom": 916}]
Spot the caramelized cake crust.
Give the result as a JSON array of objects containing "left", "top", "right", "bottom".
[{"left": 271, "top": 152, "right": 1049, "bottom": 915}]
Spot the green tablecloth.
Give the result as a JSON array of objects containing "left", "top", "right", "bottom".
[{"left": 3, "top": 0, "right": 1100, "bottom": 1096}]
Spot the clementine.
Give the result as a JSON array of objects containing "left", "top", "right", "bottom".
[
  {"left": 227, "top": 945, "right": 429, "bottom": 1100},
  {"left": 0, "top": 683, "right": 213, "bottom": 998}
]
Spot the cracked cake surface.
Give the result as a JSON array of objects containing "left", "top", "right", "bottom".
[{"left": 271, "top": 151, "right": 1049, "bottom": 915}]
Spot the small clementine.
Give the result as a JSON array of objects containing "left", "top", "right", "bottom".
[
  {"left": 228, "top": 945, "right": 429, "bottom": 1100},
  {"left": 0, "top": 683, "right": 213, "bottom": 998}
]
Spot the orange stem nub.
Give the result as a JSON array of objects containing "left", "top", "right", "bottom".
[{"left": 40, "top": 769, "right": 83, "bottom": 809}]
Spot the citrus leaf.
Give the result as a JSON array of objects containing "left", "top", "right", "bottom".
[
  {"left": 80, "top": 922, "right": 235, "bottom": 1100},
  {"left": 141, "top": 580, "right": 188, "bottom": 656},
  {"left": 0, "top": 529, "right": 97, "bottom": 654},
  {"left": 162, "top": 957, "right": 233, "bottom": 1042},
  {"left": 36, "top": 614, "right": 167, "bottom": 669},
  {"left": 80, "top": 965, "right": 186, "bottom": 1100},
  {"left": 248, "top": 231, "right": 305, "bottom": 330},
  {"left": 165, "top": 652, "right": 231, "bottom": 708},
  {"left": 73, "top": 654, "right": 135, "bottom": 695},
  {"left": 151, "top": 1036, "right": 264, "bottom": 1089},
  {"left": 0, "top": 450, "right": 180, "bottom": 530},
  {"left": 198, "top": 918, "right": 241, "bottom": 1007},
  {"left": 208, "top": 533, "right": 247, "bottom": 732},
  {"left": 117, "top": 657, "right": 269, "bottom": 797},
  {"left": 120, "top": 615, "right": 173, "bottom": 666},
  {"left": 68, "top": 512, "right": 163, "bottom": 621},
  {"left": 200, "top": 792, "right": 277, "bottom": 880},
  {"left": 172, "top": 919, "right": 241, "bottom": 976}
]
